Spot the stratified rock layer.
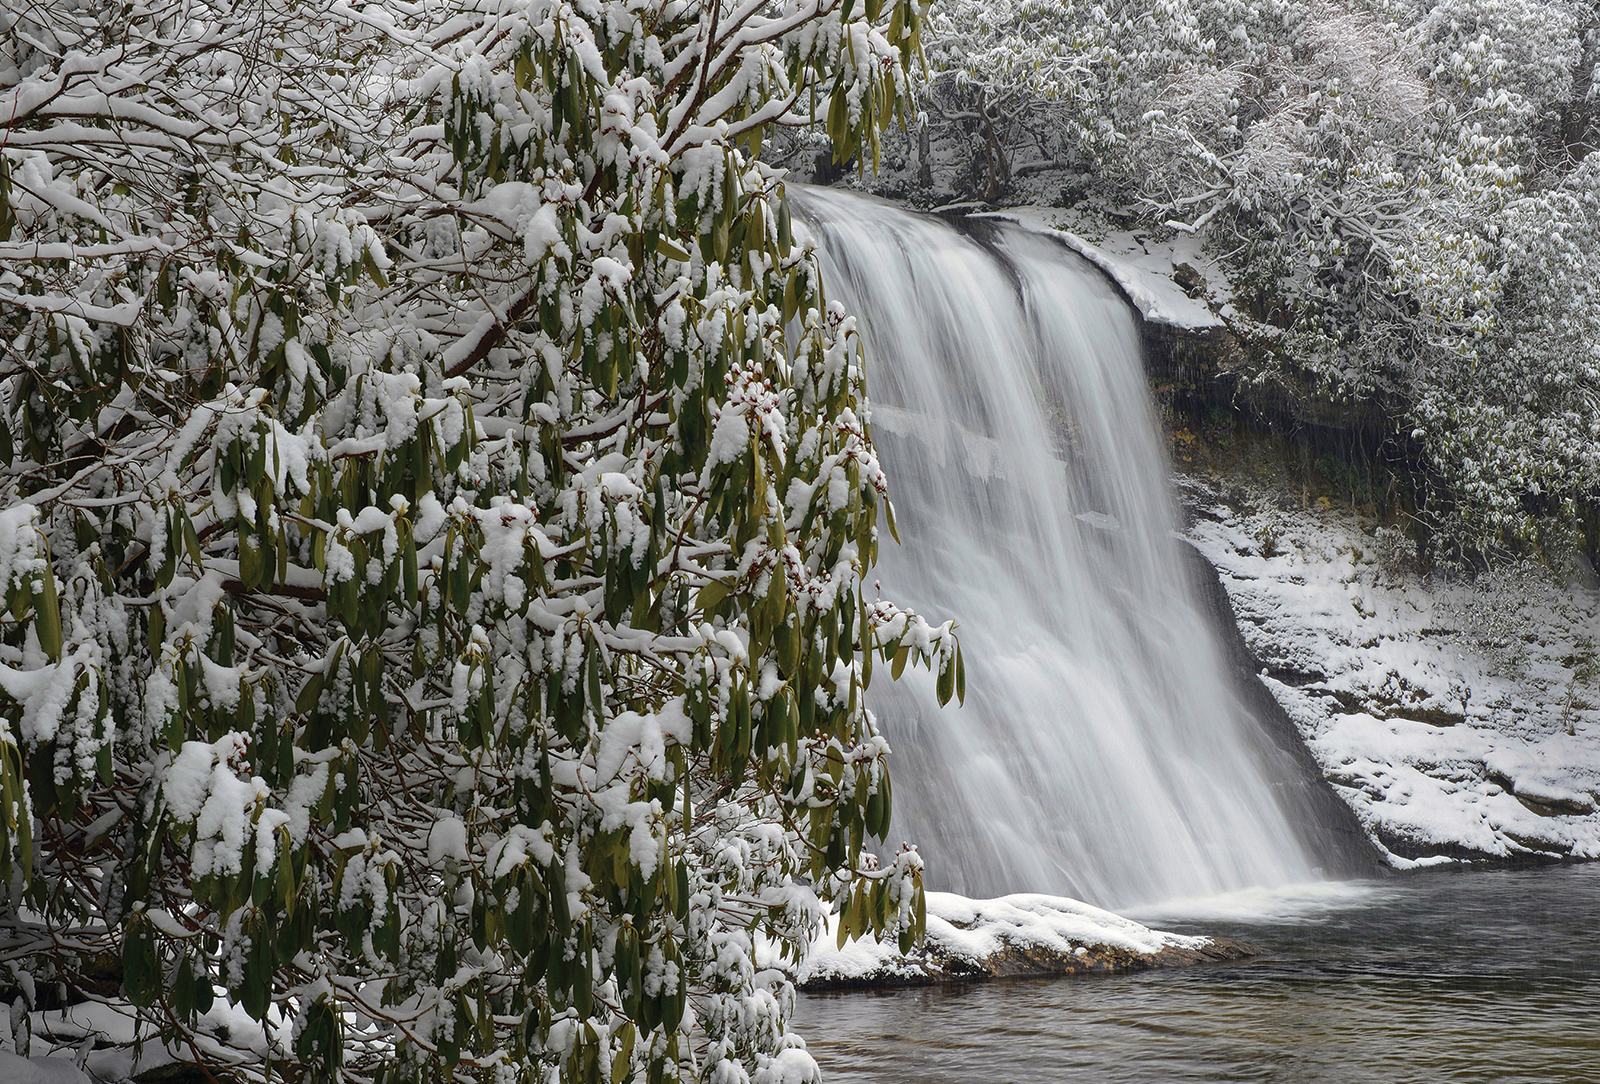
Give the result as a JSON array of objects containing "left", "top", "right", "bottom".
[{"left": 1182, "top": 475, "right": 1600, "bottom": 867}]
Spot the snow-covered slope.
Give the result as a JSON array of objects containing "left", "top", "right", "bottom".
[{"left": 1182, "top": 477, "right": 1600, "bottom": 866}]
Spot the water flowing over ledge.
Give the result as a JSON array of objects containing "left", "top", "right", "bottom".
[{"left": 795, "top": 187, "right": 1353, "bottom": 910}]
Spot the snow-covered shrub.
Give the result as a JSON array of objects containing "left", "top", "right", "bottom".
[
  {"left": 925, "top": 0, "right": 1600, "bottom": 552},
  {"left": 0, "top": 2, "right": 959, "bottom": 1082},
  {"left": 1411, "top": 152, "right": 1600, "bottom": 541}
]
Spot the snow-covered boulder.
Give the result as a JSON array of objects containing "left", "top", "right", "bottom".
[{"left": 793, "top": 892, "right": 1255, "bottom": 989}]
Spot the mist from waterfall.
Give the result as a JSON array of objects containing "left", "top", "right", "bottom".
[{"left": 797, "top": 187, "right": 1320, "bottom": 910}]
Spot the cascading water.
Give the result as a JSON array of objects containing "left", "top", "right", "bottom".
[{"left": 797, "top": 187, "right": 1321, "bottom": 910}]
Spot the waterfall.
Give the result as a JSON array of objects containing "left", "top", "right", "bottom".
[{"left": 796, "top": 187, "right": 1321, "bottom": 910}]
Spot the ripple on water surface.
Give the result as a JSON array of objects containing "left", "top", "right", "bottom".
[{"left": 796, "top": 864, "right": 1600, "bottom": 1084}]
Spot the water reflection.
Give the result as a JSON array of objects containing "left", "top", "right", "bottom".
[{"left": 798, "top": 865, "right": 1600, "bottom": 1083}]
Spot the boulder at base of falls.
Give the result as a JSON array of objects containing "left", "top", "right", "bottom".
[{"left": 792, "top": 892, "right": 1258, "bottom": 990}]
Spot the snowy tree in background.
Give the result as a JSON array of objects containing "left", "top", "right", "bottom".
[
  {"left": 922, "top": 0, "right": 1600, "bottom": 551},
  {"left": 0, "top": 1, "right": 960, "bottom": 1081},
  {"left": 1413, "top": 153, "right": 1600, "bottom": 541}
]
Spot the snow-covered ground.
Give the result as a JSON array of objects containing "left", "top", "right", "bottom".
[
  {"left": 16, "top": 994, "right": 277, "bottom": 1083},
  {"left": 1182, "top": 476, "right": 1600, "bottom": 866},
  {"left": 790, "top": 891, "right": 1229, "bottom": 988},
  {"left": 0, "top": 1053, "right": 94, "bottom": 1084}
]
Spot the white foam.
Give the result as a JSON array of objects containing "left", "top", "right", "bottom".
[{"left": 1127, "top": 879, "right": 1390, "bottom": 925}]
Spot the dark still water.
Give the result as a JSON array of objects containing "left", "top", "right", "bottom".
[{"left": 796, "top": 864, "right": 1600, "bottom": 1083}]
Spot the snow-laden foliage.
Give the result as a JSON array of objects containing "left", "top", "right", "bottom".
[
  {"left": 923, "top": 0, "right": 1600, "bottom": 549},
  {"left": 1415, "top": 153, "right": 1600, "bottom": 539},
  {"left": 0, "top": 2, "right": 960, "bottom": 1081}
]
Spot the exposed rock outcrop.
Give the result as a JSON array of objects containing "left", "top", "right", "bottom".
[{"left": 1180, "top": 475, "right": 1600, "bottom": 867}]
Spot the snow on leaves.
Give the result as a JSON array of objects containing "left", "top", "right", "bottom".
[{"left": 0, "top": 2, "right": 959, "bottom": 1083}]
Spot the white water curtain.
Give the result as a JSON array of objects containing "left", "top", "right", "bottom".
[{"left": 799, "top": 188, "right": 1316, "bottom": 908}]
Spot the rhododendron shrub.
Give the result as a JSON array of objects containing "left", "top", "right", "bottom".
[{"left": 0, "top": 2, "right": 959, "bottom": 1081}]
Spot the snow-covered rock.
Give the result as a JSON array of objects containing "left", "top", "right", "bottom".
[
  {"left": 792, "top": 892, "right": 1254, "bottom": 989},
  {"left": 0, "top": 1054, "right": 94, "bottom": 1084},
  {"left": 1182, "top": 475, "right": 1600, "bottom": 867},
  {"left": 977, "top": 209, "right": 1226, "bottom": 332}
]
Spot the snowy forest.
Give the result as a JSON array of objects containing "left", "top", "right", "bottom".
[
  {"left": 2, "top": 1, "right": 1598, "bottom": 1083},
  {"left": 812, "top": 0, "right": 1600, "bottom": 556}
]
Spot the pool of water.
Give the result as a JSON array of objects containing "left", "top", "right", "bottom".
[{"left": 796, "top": 864, "right": 1600, "bottom": 1083}]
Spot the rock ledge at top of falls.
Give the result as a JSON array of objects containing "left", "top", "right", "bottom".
[
  {"left": 790, "top": 892, "right": 1257, "bottom": 990},
  {"left": 971, "top": 204, "right": 1391, "bottom": 437},
  {"left": 971, "top": 209, "right": 1225, "bottom": 333}
]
